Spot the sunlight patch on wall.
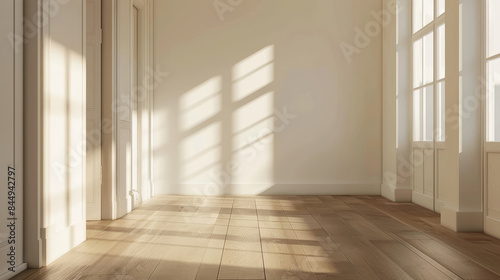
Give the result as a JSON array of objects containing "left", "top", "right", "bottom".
[
  {"left": 180, "top": 122, "right": 222, "bottom": 182},
  {"left": 180, "top": 77, "right": 222, "bottom": 132},
  {"left": 232, "top": 45, "right": 274, "bottom": 102},
  {"left": 232, "top": 92, "right": 274, "bottom": 151},
  {"left": 231, "top": 46, "right": 275, "bottom": 187},
  {"left": 49, "top": 40, "right": 85, "bottom": 228}
]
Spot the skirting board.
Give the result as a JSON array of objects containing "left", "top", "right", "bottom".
[
  {"left": 381, "top": 184, "right": 412, "bottom": 202},
  {"left": 154, "top": 183, "right": 381, "bottom": 196},
  {"left": 0, "top": 263, "right": 27, "bottom": 280},
  {"left": 485, "top": 216, "right": 500, "bottom": 239},
  {"left": 42, "top": 220, "right": 86, "bottom": 265},
  {"left": 441, "top": 207, "right": 484, "bottom": 232},
  {"left": 435, "top": 199, "right": 446, "bottom": 214},
  {"left": 412, "top": 191, "right": 434, "bottom": 211}
]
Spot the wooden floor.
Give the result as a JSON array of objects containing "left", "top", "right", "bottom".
[{"left": 14, "top": 195, "right": 500, "bottom": 280}]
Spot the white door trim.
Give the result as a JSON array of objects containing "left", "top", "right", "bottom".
[
  {"left": 86, "top": 0, "right": 102, "bottom": 221},
  {"left": 105, "top": 0, "right": 154, "bottom": 219}
]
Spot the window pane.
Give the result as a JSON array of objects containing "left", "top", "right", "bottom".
[
  {"left": 437, "top": 24, "right": 445, "bottom": 80},
  {"left": 487, "top": 58, "right": 500, "bottom": 142},
  {"left": 437, "top": 81, "right": 445, "bottom": 141},
  {"left": 423, "top": 0, "right": 434, "bottom": 27},
  {"left": 437, "top": 0, "right": 445, "bottom": 16},
  {"left": 423, "top": 85, "right": 434, "bottom": 141},
  {"left": 423, "top": 32, "right": 434, "bottom": 85},
  {"left": 413, "top": 0, "right": 423, "bottom": 33},
  {"left": 487, "top": 0, "right": 500, "bottom": 57},
  {"left": 414, "top": 89, "right": 422, "bottom": 141},
  {"left": 414, "top": 38, "right": 423, "bottom": 88}
]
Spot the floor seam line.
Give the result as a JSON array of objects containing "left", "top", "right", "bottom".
[
  {"left": 216, "top": 197, "right": 235, "bottom": 280},
  {"left": 255, "top": 198, "right": 267, "bottom": 280}
]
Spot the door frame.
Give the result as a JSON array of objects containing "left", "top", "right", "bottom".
[
  {"left": 131, "top": 2, "right": 141, "bottom": 209},
  {"left": 86, "top": 0, "right": 103, "bottom": 221},
  {"left": 410, "top": 0, "right": 446, "bottom": 213},
  {"left": 483, "top": 0, "right": 500, "bottom": 239},
  {"left": 103, "top": 0, "right": 154, "bottom": 219}
]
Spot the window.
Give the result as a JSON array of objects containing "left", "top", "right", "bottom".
[
  {"left": 412, "top": 0, "right": 445, "bottom": 142},
  {"left": 486, "top": 0, "right": 500, "bottom": 142}
]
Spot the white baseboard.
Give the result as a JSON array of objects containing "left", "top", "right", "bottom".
[
  {"left": 0, "top": 263, "right": 27, "bottom": 280},
  {"left": 154, "top": 183, "right": 381, "bottom": 196},
  {"left": 117, "top": 195, "right": 133, "bottom": 218},
  {"left": 485, "top": 216, "right": 500, "bottom": 239},
  {"left": 42, "top": 220, "right": 86, "bottom": 265},
  {"left": 435, "top": 199, "right": 446, "bottom": 214},
  {"left": 412, "top": 191, "right": 434, "bottom": 211},
  {"left": 441, "top": 207, "right": 484, "bottom": 232},
  {"left": 381, "top": 184, "right": 412, "bottom": 202}
]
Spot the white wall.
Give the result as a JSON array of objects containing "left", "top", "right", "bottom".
[{"left": 153, "top": 0, "right": 383, "bottom": 195}]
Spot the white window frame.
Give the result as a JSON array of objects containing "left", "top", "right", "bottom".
[
  {"left": 412, "top": 0, "right": 445, "bottom": 143},
  {"left": 485, "top": 0, "right": 500, "bottom": 142}
]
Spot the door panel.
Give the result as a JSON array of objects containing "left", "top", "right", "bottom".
[
  {"left": 423, "top": 149, "right": 434, "bottom": 196},
  {"left": 413, "top": 148, "right": 424, "bottom": 194},
  {"left": 412, "top": 144, "right": 435, "bottom": 211},
  {"left": 434, "top": 146, "right": 445, "bottom": 212},
  {"left": 486, "top": 149, "right": 500, "bottom": 239},
  {"left": 487, "top": 152, "right": 500, "bottom": 220}
]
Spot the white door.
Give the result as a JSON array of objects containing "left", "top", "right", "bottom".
[
  {"left": 0, "top": 0, "right": 24, "bottom": 276},
  {"left": 86, "top": 0, "right": 102, "bottom": 220},
  {"left": 411, "top": 1, "right": 445, "bottom": 213},
  {"left": 131, "top": 6, "right": 142, "bottom": 209},
  {"left": 485, "top": 0, "right": 500, "bottom": 239}
]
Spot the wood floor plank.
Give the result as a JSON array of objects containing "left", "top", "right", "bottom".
[
  {"left": 371, "top": 240, "right": 454, "bottom": 280},
  {"left": 148, "top": 246, "right": 206, "bottom": 280},
  {"left": 262, "top": 252, "right": 315, "bottom": 280},
  {"left": 260, "top": 228, "right": 304, "bottom": 254},
  {"left": 79, "top": 242, "right": 164, "bottom": 279},
  {"left": 293, "top": 229, "right": 341, "bottom": 257},
  {"left": 195, "top": 248, "right": 224, "bottom": 280},
  {"left": 218, "top": 249, "right": 265, "bottom": 280},
  {"left": 306, "top": 252, "right": 362, "bottom": 280}
]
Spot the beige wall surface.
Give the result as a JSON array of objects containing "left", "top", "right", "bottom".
[{"left": 153, "top": 0, "right": 383, "bottom": 195}]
